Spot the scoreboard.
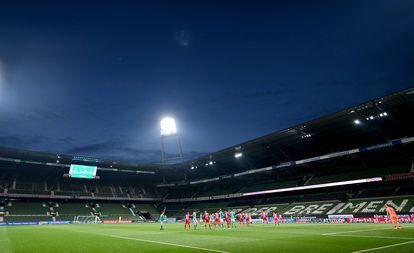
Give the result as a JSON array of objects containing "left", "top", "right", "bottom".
[{"left": 69, "top": 164, "right": 97, "bottom": 179}]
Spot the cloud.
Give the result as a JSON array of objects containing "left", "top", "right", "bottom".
[
  {"left": 57, "top": 137, "right": 75, "bottom": 144},
  {"left": 0, "top": 134, "right": 46, "bottom": 149},
  {"left": 66, "top": 141, "right": 206, "bottom": 164},
  {"left": 32, "top": 108, "right": 62, "bottom": 120},
  {"left": 175, "top": 29, "right": 191, "bottom": 47}
]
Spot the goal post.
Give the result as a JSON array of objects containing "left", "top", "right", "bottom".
[{"left": 73, "top": 215, "right": 100, "bottom": 224}]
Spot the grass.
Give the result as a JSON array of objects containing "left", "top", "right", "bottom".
[{"left": 1, "top": 222, "right": 414, "bottom": 253}]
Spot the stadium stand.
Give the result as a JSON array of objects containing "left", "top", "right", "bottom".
[
  {"left": 162, "top": 195, "right": 414, "bottom": 219},
  {"left": 0, "top": 88, "right": 413, "bottom": 222}
]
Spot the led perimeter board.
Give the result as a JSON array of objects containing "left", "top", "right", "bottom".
[{"left": 69, "top": 164, "right": 97, "bottom": 179}]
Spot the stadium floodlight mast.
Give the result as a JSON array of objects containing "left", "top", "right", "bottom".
[{"left": 160, "top": 117, "right": 183, "bottom": 164}]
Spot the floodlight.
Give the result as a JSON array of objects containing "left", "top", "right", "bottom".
[
  {"left": 354, "top": 119, "right": 361, "bottom": 125},
  {"left": 235, "top": 152, "right": 243, "bottom": 158},
  {"left": 209, "top": 161, "right": 213, "bottom": 165},
  {"left": 160, "top": 117, "right": 177, "bottom": 136},
  {"left": 383, "top": 112, "right": 388, "bottom": 116}
]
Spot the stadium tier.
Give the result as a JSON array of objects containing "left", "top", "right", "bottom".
[
  {"left": 155, "top": 195, "right": 414, "bottom": 219},
  {"left": 1, "top": 200, "right": 160, "bottom": 222}
]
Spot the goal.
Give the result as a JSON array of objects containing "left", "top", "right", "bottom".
[{"left": 73, "top": 215, "right": 100, "bottom": 224}]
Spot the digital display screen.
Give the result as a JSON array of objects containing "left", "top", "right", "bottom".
[{"left": 69, "top": 164, "right": 97, "bottom": 179}]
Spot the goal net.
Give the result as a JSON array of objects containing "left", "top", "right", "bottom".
[{"left": 73, "top": 215, "right": 100, "bottom": 224}]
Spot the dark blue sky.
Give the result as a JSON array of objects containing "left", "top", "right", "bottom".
[{"left": 0, "top": 1, "right": 413, "bottom": 163}]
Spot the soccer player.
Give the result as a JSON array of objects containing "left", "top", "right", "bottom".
[
  {"left": 246, "top": 213, "right": 251, "bottom": 226},
  {"left": 386, "top": 204, "right": 401, "bottom": 229},
  {"left": 184, "top": 212, "right": 191, "bottom": 230},
  {"left": 262, "top": 211, "right": 268, "bottom": 224},
  {"left": 219, "top": 209, "right": 224, "bottom": 229},
  {"left": 204, "top": 211, "right": 211, "bottom": 229},
  {"left": 199, "top": 212, "right": 204, "bottom": 227},
  {"left": 159, "top": 212, "right": 167, "bottom": 230},
  {"left": 242, "top": 212, "right": 247, "bottom": 225},
  {"left": 210, "top": 213, "right": 216, "bottom": 229},
  {"left": 230, "top": 210, "right": 236, "bottom": 229},
  {"left": 225, "top": 210, "right": 230, "bottom": 229},
  {"left": 215, "top": 212, "right": 220, "bottom": 229},
  {"left": 238, "top": 212, "right": 243, "bottom": 225},
  {"left": 273, "top": 212, "right": 279, "bottom": 226},
  {"left": 192, "top": 211, "right": 198, "bottom": 230}
]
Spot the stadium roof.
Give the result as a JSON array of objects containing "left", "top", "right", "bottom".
[
  {"left": 164, "top": 87, "right": 413, "bottom": 181},
  {"left": 1, "top": 87, "right": 413, "bottom": 180}
]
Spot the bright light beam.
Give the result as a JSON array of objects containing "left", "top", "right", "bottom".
[{"left": 160, "top": 117, "right": 177, "bottom": 136}]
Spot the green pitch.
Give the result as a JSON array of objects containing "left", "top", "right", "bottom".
[{"left": 1, "top": 223, "right": 414, "bottom": 253}]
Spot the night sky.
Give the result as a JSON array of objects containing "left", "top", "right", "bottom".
[{"left": 0, "top": 1, "right": 413, "bottom": 163}]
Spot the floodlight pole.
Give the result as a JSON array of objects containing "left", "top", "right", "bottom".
[
  {"left": 161, "top": 137, "right": 166, "bottom": 163},
  {"left": 161, "top": 133, "right": 184, "bottom": 164}
]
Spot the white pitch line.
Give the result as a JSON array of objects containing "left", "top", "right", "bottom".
[
  {"left": 110, "top": 235, "right": 231, "bottom": 253},
  {"left": 351, "top": 240, "right": 414, "bottom": 253},
  {"left": 324, "top": 234, "right": 414, "bottom": 240},
  {"left": 322, "top": 228, "right": 389, "bottom": 235}
]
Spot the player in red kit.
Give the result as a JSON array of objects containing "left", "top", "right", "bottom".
[
  {"left": 204, "top": 211, "right": 211, "bottom": 229},
  {"left": 273, "top": 212, "right": 279, "bottom": 226},
  {"left": 246, "top": 213, "right": 251, "bottom": 226},
  {"left": 225, "top": 210, "right": 230, "bottom": 229},
  {"left": 238, "top": 213, "right": 243, "bottom": 225},
  {"left": 214, "top": 212, "right": 220, "bottom": 229},
  {"left": 261, "top": 211, "right": 268, "bottom": 224},
  {"left": 184, "top": 212, "right": 191, "bottom": 230}
]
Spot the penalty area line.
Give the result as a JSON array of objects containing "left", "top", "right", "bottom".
[
  {"left": 110, "top": 235, "right": 231, "bottom": 253},
  {"left": 322, "top": 228, "right": 389, "bottom": 235},
  {"left": 351, "top": 240, "right": 414, "bottom": 253}
]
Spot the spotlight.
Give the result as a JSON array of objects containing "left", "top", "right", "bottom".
[
  {"left": 234, "top": 152, "right": 243, "bottom": 158},
  {"left": 160, "top": 117, "right": 177, "bottom": 136},
  {"left": 354, "top": 119, "right": 361, "bottom": 125}
]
